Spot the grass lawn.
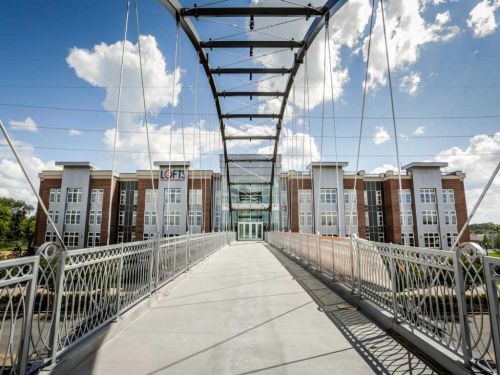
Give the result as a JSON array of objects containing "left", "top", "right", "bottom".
[{"left": 487, "top": 251, "right": 500, "bottom": 258}]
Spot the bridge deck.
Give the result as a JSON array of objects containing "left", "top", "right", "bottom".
[{"left": 67, "top": 242, "right": 433, "bottom": 375}]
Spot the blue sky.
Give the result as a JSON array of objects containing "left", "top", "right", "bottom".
[{"left": 0, "top": 0, "right": 499, "bottom": 222}]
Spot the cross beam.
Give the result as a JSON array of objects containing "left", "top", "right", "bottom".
[
  {"left": 200, "top": 40, "right": 303, "bottom": 49},
  {"left": 211, "top": 68, "right": 291, "bottom": 75},
  {"left": 224, "top": 135, "right": 276, "bottom": 141},
  {"left": 218, "top": 91, "right": 285, "bottom": 98},
  {"left": 180, "top": 7, "right": 325, "bottom": 17}
]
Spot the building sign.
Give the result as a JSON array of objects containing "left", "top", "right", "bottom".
[{"left": 160, "top": 169, "right": 186, "bottom": 181}]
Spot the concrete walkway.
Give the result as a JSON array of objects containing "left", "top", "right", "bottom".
[{"left": 68, "top": 242, "right": 432, "bottom": 375}]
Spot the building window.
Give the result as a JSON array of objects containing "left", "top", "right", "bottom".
[
  {"left": 91, "top": 189, "right": 104, "bottom": 204},
  {"left": 345, "top": 212, "right": 358, "bottom": 226},
  {"left": 344, "top": 190, "right": 357, "bottom": 204},
  {"left": 444, "top": 210, "right": 457, "bottom": 225},
  {"left": 422, "top": 210, "right": 438, "bottom": 225},
  {"left": 45, "top": 232, "right": 57, "bottom": 242},
  {"left": 67, "top": 188, "right": 82, "bottom": 203},
  {"left": 400, "top": 211, "right": 413, "bottom": 226},
  {"left": 401, "top": 233, "right": 415, "bottom": 246},
  {"left": 164, "top": 188, "right": 182, "bottom": 204},
  {"left": 120, "top": 190, "right": 127, "bottom": 205},
  {"left": 63, "top": 232, "right": 79, "bottom": 248},
  {"left": 145, "top": 189, "right": 157, "bottom": 204},
  {"left": 47, "top": 210, "right": 59, "bottom": 224},
  {"left": 365, "top": 211, "right": 369, "bottom": 226},
  {"left": 117, "top": 232, "right": 124, "bottom": 243},
  {"left": 398, "top": 189, "right": 412, "bottom": 204},
  {"left": 143, "top": 233, "right": 149, "bottom": 240},
  {"left": 189, "top": 189, "right": 203, "bottom": 206},
  {"left": 89, "top": 210, "right": 102, "bottom": 225},
  {"left": 164, "top": 211, "right": 181, "bottom": 226},
  {"left": 132, "top": 211, "right": 137, "bottom": 226},
  {"left": 375, "top": 191, "right": 382, "bottom": 205},
  {"left": 118, "top": 211, "right": 125, "bottom": 226},
  {"left": 88, "top": 232, "right": 100, "bottom": 247},
  {"left": 65, "top": 210, "right": 81, "bottom": 225},
  {"left": 420, "top": 188, "right": 436, "bottom": 204},
  {"left": 299, "top": 211, "right": 312, "bottom": 226},
  {"left": 423, "top": 233, "right": 440, "bottom": 248},
  {"left": 131, "top": 232, "right": 136, "bottom": 242},
  {"left": 320, "top": 188, "right": 337, "bottom": 204},
  {"left": 298, "top": 189, "right": 312, "bottom": 204},
  {"left": 377, "top": 211, "right": 384, "bottom": 226},
  {"left": 364, "top": 191, "right": 368, "bottom": 205},
  {"left": 442, "top": 189, "right": 455, "bottom": 204},
  {"left": 133, "top": 191, "right": 138, "bottom": 205},
  {"left": 377, "top": 232, "right": 385, "bottom": 243},
  {"left": 189, "top": 211, "right": 202, "bottom": 226},
  {"left": 446, "top": 232, "right": 458, "bottom": 247},
  {"left": 144, "top": 211, "right": 157, "bottom": 226},
  {"left": 320, "top": 211, "right": 338, "bottom": 226},
  {"left": 49, "top": 188, "right": 61, "bottom": 203}
]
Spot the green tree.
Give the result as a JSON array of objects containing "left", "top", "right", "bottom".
[
  {"left": 482, "top": 233, "right": 492, "bottom": 249},
  {"left": 0, "top": 197, "right": 35, "bottom": 254},
  {"left": 495, "top": 231, "right": 500, "bottom": 250}
]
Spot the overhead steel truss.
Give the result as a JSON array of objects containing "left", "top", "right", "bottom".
[{"left": 158, "top": 0, "right": 349, "bottom": 229}]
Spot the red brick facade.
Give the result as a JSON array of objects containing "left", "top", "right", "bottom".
[
  {"left": 34, "top": 178, "right": 61, "bottom": 245},
  {"left": 442, "top": 179, "right": 470, "bottom": 242}
]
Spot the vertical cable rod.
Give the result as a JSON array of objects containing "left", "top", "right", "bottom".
[
  {"left": 350, "top": 0, "right": 376, "bottom": 236},
  {"left": 380, "top": 0, "right": 404, "bottom": 244},
  {"left": 107, "top": 0, "right": 130, "bottom": 245},
  {"left": 134, "top": 0, "right": 161, "bottom": 239}
]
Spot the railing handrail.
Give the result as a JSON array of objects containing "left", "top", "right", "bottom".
[{"left": 267, "top": 231, "right": 500, "bottom": 375}]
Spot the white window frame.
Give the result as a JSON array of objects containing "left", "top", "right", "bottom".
[
  {"left": 398, "top": 189, "right": 412, "bottom": 204},
  {"left": 45, "top": 232, "right": 57, "bottom": 242},
  {"left": 164, "top": 188, "right": 182, "bottom": 204},
  {"left": 120, "top": 190, "right": 127, "bottom": 205},
  {"left": 400, "top": 210, "right": 413, "bottom": 226},
  {"left": 91, "top": 189, "right": 104, "bottom": 204},
  {"left": 420, "top": 188, "right": 436, "bottom": 204},
  {"left": 446, "top": 232, "right": 458, "bottom": 247},
  {"left": 189, "top": 189, "right": 203, "bottom": 206},
  {"left": 442, "top": 189, "right": 455, "bottom": 204},
  {"left": 133, "top": 191, "right": 138, "bottom": 205},
  {"left": 164, "top": 211, "right": 181, "bottom": 226},
  {"left": 423, "top": 233, "right": 440, "bottom": 248},
  {"left": 132, "top": 211, "right": 137, "bottom": 226},
  {"left": 320, "top": 188, "right": 337, "bottom": 204},
  {"left": 298, "top": 189, "right": 312, "bottom": 204},
  {"left": 320, "top": 211, "right": 338, "bottom": 226},
  {"left": 67, "top": 188, "right": 82, "bottom": 203},
  {"left": 299, "top": 211, "right": 312, "bottom": 226},
  {"left": 47, "top": 210, "right": 59, "bottom": 224},
  {"left": 65, "top": 210, "right": 81, "bottom": 225},
  {"left": 422, "top": 210, "right": 438, "bottom": 225},
  {"left": 49, "top": 188, "right": 61, "bottom": 203},
  {"left": 188, "top": 211, "right": 202, "bottom": 226},
  {"left": 345, "top": 212, "right": 358, "bottom": 226},
  {"left": 444, "top": 210, "right": 457, "bottom": 225},
  {"left": 375, "top": 191, "right": 382, "bottom": 206},
  {"left": 117, "top": 231, "right": 124, "bottom": 243},
  {"left": 118, "top": 211, "right": 125, "bottom": 226},
  {"left": 344, "top": 189, "right": 357, "bottom": 204},
  {"left": 63, "top": 232, "right": 79, "bottom": 248},
  {"left": 401, "top": 232, "right": 415, "bottom": 246},
  {"left": 377, "top": 211, "right": 384, "bottom": 226}
]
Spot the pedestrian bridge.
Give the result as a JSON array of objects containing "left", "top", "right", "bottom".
[{"left": 1, "top": 232, "right": 499, "bottom": 374}]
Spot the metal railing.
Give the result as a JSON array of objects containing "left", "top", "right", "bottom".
[
  {"left": 267, "top": 232, "right": 500, "bottom": 374},
  {"left": 0, "top": 232, "right": 232, "bottom": 373}
]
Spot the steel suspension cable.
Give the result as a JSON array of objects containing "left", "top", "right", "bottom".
[
  {"left": 191, "top": 54, "right": 200, "bottom": 234},
  {"left": 326, "top": 24, "right": 343, "bottom": 236},
  {"left": 305, "top": 53, "right": 314, "bottom": 234},
  {"left": 134, "top": 0, "right": 160, "bottom": 239},
  {"left": 380, "top": 0, "right": 404, "bottom": 243},
  {"left": 317, "top": 26, "right": 328, "bottom": 236},
  {"left": 351, "top": 0, "right": 376, "bottom": 236},
  {"left": 166, "top": 24, "right": 180, "bottom": 238},
  {"left": 107, "top": 0, "right": 130, "bottom": 245}
]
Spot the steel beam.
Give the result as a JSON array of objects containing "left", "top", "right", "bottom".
[
  {"left": 211, "top": 68, "right": 291, "bottom": 75},
  {"left": 225, "top": 135, "right": 276, "bottom": 141},
  {"left": 180, "top": 7, "right": 325, "bottom": 17},
  {"left": 229, "top": 181, "right": 271, "bottom": 185},
  {"left": 228, "top": 157, "right": 273, "bottom": 163},
  {"left": 200, "top": 40, "right": 303, "bottom": 49},
  {"left": 223, "top": 113, "right": 279, "bottom": 119},
  {"left": 218, "top": 91, "right": 285, "bottom": 97}
]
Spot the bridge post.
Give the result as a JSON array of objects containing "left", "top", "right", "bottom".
[
  {"left": 330, "top": 238, "right": 335, "bottom": 280},
  {"left": 389, "top": 247, "right": 399, "bottom": 322},
  {"left": 349, "top": 236, "right": 356, "bottom": 293},
  {"left": 484, "top": 257, "right": 500, "bottom": 369},
  {"left": 453, "top": 245, "right": 476, "bottom": 367},
  {"left": 316, "top": 233, "right": 321, "bottom": 273},
  {"left": 49, "top": 250, "right": 67, "bottom": 366},
  {"left": 115, "top": 244, "right": 124, "bottom": 316},
  {"left": 186, "top": 231, "right": 190, "bottom": 271},
  {"left": 203, "top": 231, "right": 206, "bottom": 260}
]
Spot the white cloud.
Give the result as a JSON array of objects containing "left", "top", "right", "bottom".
[
  {"left": 400, "top": 72, "right": 422, "bottom": 96},
  {"left": 467, "top": 0, "right": 500, "bottom": 38},
  {"left": 364, "top": 0, "right": 460, "bottom": 91},
  {"left": 373, "top": 126, "right": 391, "bottom": 145},
  {"left": 413, "top": 126, "right": 425, "bottom": 135},
  {"left": 370, "top": 163, "right": 397, "bottom": 174},
  {"left": 0, "top": 138, "right": 57, "bottom": 207},
  {"left": 258, "top": 128, "right": 320, "bottom": 171},
  {"left": 68, "top": 129, "right": 83, "bottom": 136},
  {"left": 9, "top": 117, "right": 38, "bottom": 133},
  {"left": 435, "top": 132, "right": 500, "bottom": 223},
  {"left": 67, "top": 35, "right": 181, "bottom": 117}
]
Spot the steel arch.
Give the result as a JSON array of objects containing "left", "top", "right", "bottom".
[{"left": 158, "top": 0, "right": 349, "bottom": 229}]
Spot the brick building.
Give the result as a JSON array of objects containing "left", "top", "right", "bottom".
[{"left": 34, "top": 158, "right": 469, "bottom": 250}]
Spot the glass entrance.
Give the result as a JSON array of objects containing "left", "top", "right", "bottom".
[{"left": 237, "top": 222, "right": 263, "bottom": 241}]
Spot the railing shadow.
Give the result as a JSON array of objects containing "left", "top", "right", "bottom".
[{"left": 264, "top": 243, "right": 439, "bottom": 375}]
